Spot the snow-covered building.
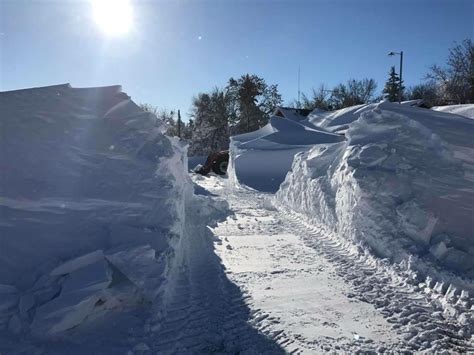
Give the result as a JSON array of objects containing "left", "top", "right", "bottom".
[{"left": 273, "top": 106, "right": 313, "bottom": 121}]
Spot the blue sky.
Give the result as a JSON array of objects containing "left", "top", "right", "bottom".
[{"left": 1, "top": 0, "right": 472, "bottom": 120}]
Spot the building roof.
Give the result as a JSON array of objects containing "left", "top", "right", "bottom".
[{"left": 274, "top": 107, "right": 313, "bottom": 121}]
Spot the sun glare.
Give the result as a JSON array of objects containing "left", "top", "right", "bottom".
[{"left": 92, "top": 0, "right": 133, "bottom": 36}]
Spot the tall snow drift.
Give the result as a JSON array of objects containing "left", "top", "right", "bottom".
[
  {"left": 276, "top": 102, "right": 474, "bottom": 284},
  {"left": 229, "top": 115, "right": 343, "bottom": 192},
  {"left": 0, "top": 84, "right": 191, "bottom": 336}
]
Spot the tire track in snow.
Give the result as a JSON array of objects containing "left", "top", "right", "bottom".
[
  {"left": 149, "top": 264, "right": 286, "bottom": 353},
  {"left": 142, "top": 191, "right": 286, "bottom": 354},
  {"left": 209, "top": 184, "right": 400, "bottom": 353},
  {"left": 182, "top": 176, "right": 472, "bottom": 353},
  {"left": 278, "top": 205, "right": 474, "bottom": 353}
]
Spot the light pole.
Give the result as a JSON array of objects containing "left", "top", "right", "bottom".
[
  {"left": 388, "top": 51, "right": 403, "bottom": 104},
  {"left": 177, "top": 109, "right": 182, "bottom": 138}
]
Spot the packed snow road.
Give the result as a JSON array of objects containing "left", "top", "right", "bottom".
[{"left": 194, "top": 175, "right": 473, "bottom": 353}]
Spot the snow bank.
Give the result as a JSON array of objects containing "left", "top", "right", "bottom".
[
  {"left": 0, "top": 84, "right": 192, "bottom": 336},
  {"left": 276, "top": 102, "right": 474, "bottom": 284},
  {"left": 432, "top": 104, "right": 474, "bottom": 119},
  {"left": 229, "top": 116, "right": 343, "bottom": 192}
]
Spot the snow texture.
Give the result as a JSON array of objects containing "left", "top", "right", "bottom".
[
  {"left": 229, "top": 115, "right": 343, "bottom": 192},
  {"left": 276, "top": 102, "right": 474, "bottom": 287},
  {"left": 105, "top": 244, "right": 166, "bottom": 301},
  {"left": 197, "top": 175, "right": 474, "bottom": 353},
  {"left": 0, "top": 84, "right": 282, "bottom": 354},
  {"left": 0, "top": 84, "right": 191, "bottom": 339},
  {"left": 432, "top": 104, "right": 474, "bottom": 119}
]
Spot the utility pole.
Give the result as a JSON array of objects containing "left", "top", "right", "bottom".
[
  {"left": 399, "top": 51, "right": 403, "bottom": 104},
  {"left": 177, "top": 109, "right": 181, "bottom": 138}
]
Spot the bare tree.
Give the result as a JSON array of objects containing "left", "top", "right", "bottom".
[
  {"left": 330, "top": 79, "right": 377, "bottom": 109},
  {"left": 300, "top": 84, "right": 331, "bottom": 111},
  {"left": 406, "top": 82, "right": 442, "bottom": 107},
  {"left": 140, "top": 104, "right": 185, "bottom": 138},
  {"left": 426, "top": 39, "right": 473, "bottom": 104}
]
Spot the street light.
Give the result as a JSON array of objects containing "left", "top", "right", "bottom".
[{"left": 388, "top": 51, "right": 403, "bottom": 104}]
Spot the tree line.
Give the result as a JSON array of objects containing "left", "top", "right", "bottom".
[
  {"left": 299, "top": 39, "right": 472, "bottom": 110},
  {"left": 142, "top": 39, "right": 473, "bottom": 155},
  {"left": 141, "top": 74, "right": 282, "bottom": 156},
  {"left": 386, "top": 39, "right": 472, "bottom": 106}
]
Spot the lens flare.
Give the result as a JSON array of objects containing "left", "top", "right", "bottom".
[{"left": 92, "top": 0, "right": 133, "bottom": 36}]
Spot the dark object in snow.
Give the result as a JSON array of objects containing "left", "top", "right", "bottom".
[{"left": 196, "top": 150, "right": 229, "bottom": 176}]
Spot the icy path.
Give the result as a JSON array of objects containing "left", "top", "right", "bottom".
[{"left": 193, "top": 175, "right": 473, "bottom": 353}]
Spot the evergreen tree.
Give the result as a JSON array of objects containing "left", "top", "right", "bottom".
[
  {"left": 227, "top": 74, "right": 282, "bottom": 134},
  {"left": 186, "top": 74, "right": 282, "bottom": 155},
  {"left": 188, "top": 89, "right": 230, "bottom": 156},
  {"left": 383, "top": 66, "right": 403, "bottom": 102},
  {"left": 260, "top": 84, "right": 283, "bottom": 119}
]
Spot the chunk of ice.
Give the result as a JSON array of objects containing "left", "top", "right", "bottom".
[
  {"left": 31, "top": 259, "right": 112, "bottom": 336},
  {"left": 50, "top": 250, "right": 104, "bottom": 276},
  {"left": 105, "top": 245, "right": 166, "bottom": 301}
]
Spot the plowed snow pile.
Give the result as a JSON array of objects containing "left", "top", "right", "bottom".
[
  {"left": 0, "top": 85, "right": 191, "bottom": 338},
  {"left": 276, "top": 102, "right": 474, "bottom": 287}
]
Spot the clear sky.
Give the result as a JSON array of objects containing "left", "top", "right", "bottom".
[{"left": 1, "top": 0, "right": 472, "bottom": 120}]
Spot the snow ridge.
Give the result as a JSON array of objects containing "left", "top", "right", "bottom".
[
  {"left": 0, "top": 85, "right": 199, "bottom": 352},
  {"left": 277, "top": 103, "right": 474, "bottom": 284}
]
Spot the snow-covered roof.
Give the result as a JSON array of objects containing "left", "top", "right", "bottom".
[{"left": 274, "top": 107, "right": 312, "bottom": 121}]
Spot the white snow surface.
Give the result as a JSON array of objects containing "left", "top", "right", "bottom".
[
  {"left": 0, "top": 84, "right": 193, "bottom": 342},
  {"left": 196, "top": 176, "right": 474, "bottom": 353},
  {"left": 0, "top": 84, "right": 287, "bottom": 354},
  {"left": 432, "top": 104, "right": 474, "bottom": 119},
  {"left": 229, "top": 115, "right": 343, "bottom": 192},
  {"left": 276, "top": 102, "right": 474, "bottom": 285},
  {"left": 1, "top": 84, "right": 473, "bottom": 353}
]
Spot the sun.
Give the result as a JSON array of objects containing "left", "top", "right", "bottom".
[{"left": 92, "top": 0, "right": 133, "bottom": 36}]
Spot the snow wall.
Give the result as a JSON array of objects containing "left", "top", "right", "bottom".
[
  {"left": 276, "top": 102, "right": 474, "bottom": 286},
  {"left": 229, "top": 116, "right": 344, "bottom": 192},
  {"left": 0, "top": 84, "right": 193, "bottom": 336}
]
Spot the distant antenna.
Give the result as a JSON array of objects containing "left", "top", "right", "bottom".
[{"left": 297, "top": 65, "right": 301, "bottom": 109}]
